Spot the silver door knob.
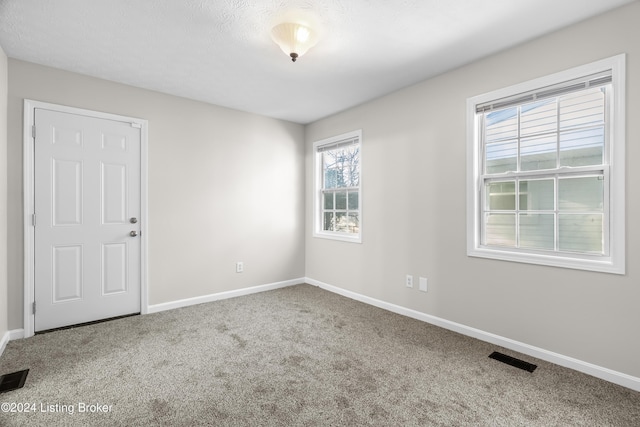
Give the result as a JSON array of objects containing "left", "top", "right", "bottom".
[
  {"left": 130, "top": 231, "right": 138, "bottom": 237},
  {"left": 130, "top": 217, "right": 138, "bottom": 224}
]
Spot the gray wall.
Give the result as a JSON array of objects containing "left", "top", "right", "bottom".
[
  {"left": 305, "top": 2, "right": 640, "bottom": 378},
  {"left": 0, "top": 45, "right": 7, "bottom": 339},
  {"left": 6, "top": 60, "right": 306, "bottom": 329}
]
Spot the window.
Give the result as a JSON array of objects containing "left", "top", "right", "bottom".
[
  {"left": 467, "top": 55, "right": 625, "bottom": 274},
  {"left": 313, "top": 130, "right": 362, "bottom": 243}
]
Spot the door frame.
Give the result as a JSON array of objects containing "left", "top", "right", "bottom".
[{"left": 23, "top": 99, "right": 149, "bottom": 338}]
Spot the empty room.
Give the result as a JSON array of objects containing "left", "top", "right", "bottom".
[{"left": 0, "top": 0, "right": 639, "bottom": 425}]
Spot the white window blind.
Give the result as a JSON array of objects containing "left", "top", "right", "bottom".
[
  {"left": 475, "top": 71, "right": 612, "bottom": 113},
  {"left": 316, "top": 136, "right": 359, "bottom": 152}
]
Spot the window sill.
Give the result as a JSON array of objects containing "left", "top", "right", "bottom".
[
  {"left": 313, "top": 231, "right": 362, "bottom": 244},
  {"left": 467, "top": 246, "right": 624, "bottom": 275}
]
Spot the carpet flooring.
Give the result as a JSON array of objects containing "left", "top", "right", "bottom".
[{"left": 1, "top": 284, "right": 639, "bottom": 426}]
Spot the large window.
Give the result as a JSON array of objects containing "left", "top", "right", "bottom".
[
  {"left": 313, "top": 130, "right": 362, "bottom": 243},
  {"left": 467, "top": 55, "right": 625, "bottom": 274}
]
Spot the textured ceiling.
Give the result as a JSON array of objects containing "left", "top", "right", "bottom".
[{"left": 0, "top": 0, "right": 634, "bottom": 124}]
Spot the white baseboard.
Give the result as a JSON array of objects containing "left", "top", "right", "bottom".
[
  {"left": 305, "top": 277, "right": 640, "bottom": 392},
  {"left": 147, "top": 277, "right": 305, "bottom": 314},
  {"left": 0, "top": 331, "right": 9, "bottom": 357},
  {"left": 0, "top": 329, "right": 25, "bottom": 357},
  {"left": 9, "top": 329, "right": 24, "bottom": 340}
]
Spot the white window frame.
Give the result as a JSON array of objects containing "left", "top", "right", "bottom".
[
  {"left": 466, "top": 55, "right": 625, "bottom": 274},
  {"left": 313, "top": 129, "right": 362, "bottom": 243}
]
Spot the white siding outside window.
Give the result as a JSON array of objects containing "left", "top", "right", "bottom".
[
  {"left": 313, "top": 130, "right": 362, "bottom": 243},
  {"left": 467, "top": 55, "right": 625, "bottom": 274}
]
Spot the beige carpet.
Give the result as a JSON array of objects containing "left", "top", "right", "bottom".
[{"left": 1, "top": 284, "right": 639, "bottom": 426}]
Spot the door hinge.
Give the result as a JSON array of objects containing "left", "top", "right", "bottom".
[
  {"left": 131, "top": 122, "right": 141, "bottom": 129},
  {"left": 32, "top": 301, "right": 36, "bottom": 315},
  {"left": 32, "top": 213, "right": 36, "bottom": 227},
  {"left": 32, "top": 125, "right": 36, "bottom": 138}
]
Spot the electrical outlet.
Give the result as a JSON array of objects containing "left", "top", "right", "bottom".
[
  {"left": 406, "top": 274, "right": 413, "bottom": 288},
  {"left": 236, "top": 262, "right": 244, "bottom": 273},
  {"left": 419, "top": 277, "right": 428, "bottom": 292}
]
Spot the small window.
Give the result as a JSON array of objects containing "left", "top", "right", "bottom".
[
  {"left": 467, "top": 55, "right": 625, "bottom": 274},
  {"left": 313, "top": 130, "right": 362, "bottom": 243}
]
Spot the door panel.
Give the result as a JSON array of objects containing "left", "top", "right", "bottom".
[
  {"left": 53, "top": 126, "right": 82, "bottom": 147},
  {"left": 52, "top": 245, "right": 83, "bottom": 302},
  {"left": 102, "top": 243, "right": 127, "bottom": 295},
  {"left": 101, "top": 162, "right": 127, "bottom": 224},
  {"left": 52, "top": 159, "right": 83, "bottom": 226},
  {"left": 101, "top": 132, "right": 127, "bottom": 151},
  {"left": 34, "top": 108, "right": 141, "bottom": 331}
]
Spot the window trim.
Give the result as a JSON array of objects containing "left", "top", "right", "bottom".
[
  {"left": 313, "top": 129, "right": 362, "bottom": 243},
  {"left": 466, "top": 55, "right": 625, "bottom": 274}
]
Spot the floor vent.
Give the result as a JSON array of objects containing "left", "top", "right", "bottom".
[
  {"left": 489, "top": 351, "right": 537, "bottom": 373},
  {"left": 0, "top": 369, "right": 29, "bottom": 393}
]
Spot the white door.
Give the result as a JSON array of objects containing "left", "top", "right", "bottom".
[{"left": 34, "top": 108, "right": 141, "bottom": 332}]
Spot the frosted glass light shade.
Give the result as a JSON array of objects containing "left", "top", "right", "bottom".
[{"left": 271, "top": 23, "right": 318, "bottom": 62}]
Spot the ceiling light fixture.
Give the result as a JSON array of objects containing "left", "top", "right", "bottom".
[{"left": 270, "top": 22, "right": 318, "bottom": 62}]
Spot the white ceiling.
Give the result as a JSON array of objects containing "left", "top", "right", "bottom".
[{"left": 0, "top": 0, "right": 634, "bottom": 124}]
